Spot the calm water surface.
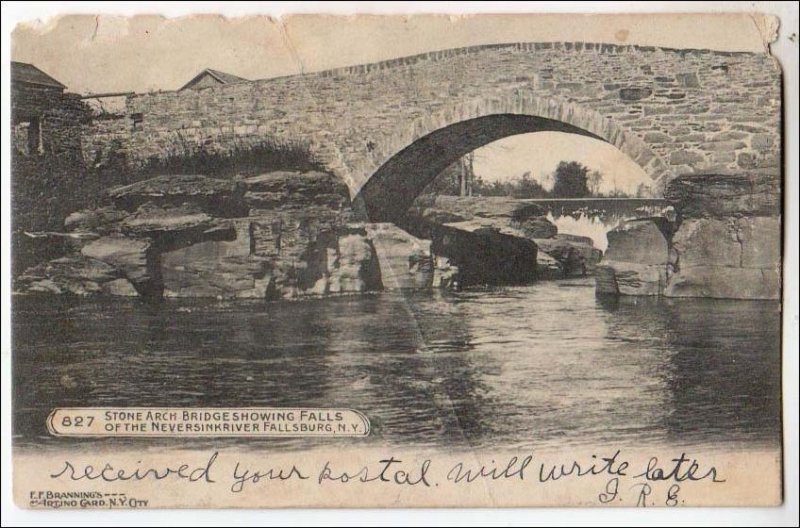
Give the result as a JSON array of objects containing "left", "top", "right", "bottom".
[{"left": 13, "top": 279, "right": 782, "bottom": 451}]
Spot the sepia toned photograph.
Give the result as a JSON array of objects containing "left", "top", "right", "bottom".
[{"left": 3, "top": 4, "right": 797, "bottom": 517}]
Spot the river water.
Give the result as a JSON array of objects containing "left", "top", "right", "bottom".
[{"left": 12, "top": 280, "right": 782, "bottom": 452}]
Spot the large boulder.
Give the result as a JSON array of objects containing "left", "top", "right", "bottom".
[
  {"left": 432, "top": 221, "right": 537, "bottom": 287},
  {"left": 515, "top": 216, "right": 558, "bottom": 239},
  {"left": 595, "top": 219, "right": 669, "bottom": 296},
  {"left": 535, "top": 234, "right": 602, "bottom": 277},
  {"left": 18, "top": 170, "right": 364, "bottom": 301},
  {"left": 604, "top": 219, "right": 670, "bottom": 264}
]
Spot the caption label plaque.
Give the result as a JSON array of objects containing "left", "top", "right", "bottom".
[{"left": 47, "top": 408, "right": 371, "bottom": 437}]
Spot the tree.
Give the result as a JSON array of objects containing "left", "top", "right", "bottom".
[
  {"left": 635, "top": 182, "right": 651, "bottom": 198},
  {"left": 551, "top": 161, "right": 590, "bottom": 198},
  {"left": 458, "top": 151, "right": 475, "bottom": 196},
  {"left": 511, "top": 171, "right": 548, "bottom": 198},
  {"left": 587, "top": 170, "right": 604, "bottom": 196},
  {"left": 473, "top": 176, "right": 512, "bottom": 196},
  {"left": 605, "top": 188, "right": 628, "bottom": 198}
]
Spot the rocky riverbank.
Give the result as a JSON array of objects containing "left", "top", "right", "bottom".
[
  {"left": 17, "top": 170, "right": 774, "bottom": 301},
  {"left": 16, "top": 173, "right": 609, "bottom": 300},
  {"left": 596, "top": 172, "right": 780, "bottom": 299},
  {"left": 406, "top": 195, "right": 602, "bottom": 280},
  {"left": 15, "top": 172, "right": 400, "bottom": 300}
]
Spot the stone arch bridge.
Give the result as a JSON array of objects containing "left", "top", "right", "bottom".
[{"left": 82, "top": 41, "right": 781, "bottom": 223}]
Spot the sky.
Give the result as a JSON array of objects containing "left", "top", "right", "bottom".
[
  {"left": 472, "top": 132, "right": 649, "bottom": 194},
  {"left": 9, "top": 12, "right": 770, "bottom": 192},
  {"left": 11, "top": 13, "right": 771, "bottom": 94}
]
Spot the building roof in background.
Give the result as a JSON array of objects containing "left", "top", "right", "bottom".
[
  {"left": 11, "top": 61, "right": 66, "bottom": 89},
  {"left": 179, "top": 68, "right": 250, "bottom": 90}
]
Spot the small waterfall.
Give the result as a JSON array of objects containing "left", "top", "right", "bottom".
[
  {"left": 531, "top": 199, "right": 667, "bottom": 252},
  {"left": 547, "top": 212, "right": 620, "bottom": 252}
]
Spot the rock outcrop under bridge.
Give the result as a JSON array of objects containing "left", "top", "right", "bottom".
[{"left": 596, "top": 172, "right": 780, "bottom": 299}]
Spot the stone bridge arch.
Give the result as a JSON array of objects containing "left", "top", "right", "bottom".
[
  {"left": 350, "top": 93, "right": 670, "bottom": 222},
  {"left": 83, "top": 41, "right": 781, "bottom": 222}
]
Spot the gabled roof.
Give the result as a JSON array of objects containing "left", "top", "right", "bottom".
[
  {"left": 179, "top": 68, "right": 250, "bottom": 90},
  {"left": 11, "top": 61, "right": 66, "bottom": 89}
]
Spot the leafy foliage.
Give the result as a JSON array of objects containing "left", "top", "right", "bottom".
[
  {"left": 551, "top": 161, "right": 590, "bottom": 198},
  {"left": 423, "top": 158, "right": 615, "bottom": 199},
  {"left": 472, "top": 171, "right": 549, "bottom": 198}
]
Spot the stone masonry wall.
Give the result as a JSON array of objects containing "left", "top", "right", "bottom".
[
  {"left": 80, "top": 42, "right": 781, "bottom": 199},
  {"left": 13, "top": 84, "right": 87, "bottom": 160}
]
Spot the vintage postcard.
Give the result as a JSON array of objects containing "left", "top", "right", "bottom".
[{"left": 6, "top": 10, "right": 790, "bottom": 510}]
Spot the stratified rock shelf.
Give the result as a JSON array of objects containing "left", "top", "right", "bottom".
[
  {"left": 596, "top": 172, "right": 780, "bottom": 300},
  {"left": 15, "top": 171, "right": 429, "bottom": 300}
]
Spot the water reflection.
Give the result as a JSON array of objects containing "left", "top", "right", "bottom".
[
  {"left": 658, "top": 299, "right": 782, "bottom": 445},
  {"left": 13, "top": 281, "right": 781, "bottom": 451}
]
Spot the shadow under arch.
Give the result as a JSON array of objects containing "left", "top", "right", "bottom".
[
  {"left": 356, "top": 114, "right": 613, "bottom": 222},
  {"left": 352, "top": 105, "right": 667, "bottom": 223}
]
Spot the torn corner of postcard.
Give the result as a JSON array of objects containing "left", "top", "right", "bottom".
[{"left": 9, "top": 11, "right": 785, "bottom": 509}]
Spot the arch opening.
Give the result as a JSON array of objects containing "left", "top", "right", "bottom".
[{"left": 356, "top": 113, "right": 618, "bottom": 223}]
